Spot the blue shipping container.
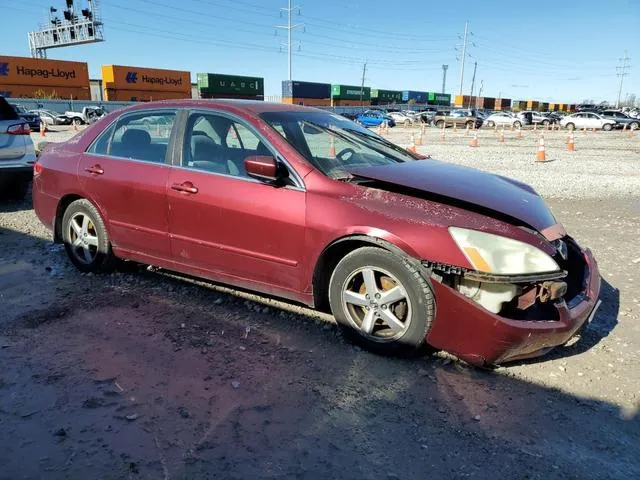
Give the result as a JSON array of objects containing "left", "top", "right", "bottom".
[
  {"left": 401, "top": 90, "right": 428, "bottom": 104},
  {"left": 282, "top": 80, "right": 331, "bottom": 99}
]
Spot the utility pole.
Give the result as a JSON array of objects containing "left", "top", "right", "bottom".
[
  {"left": 468, "top": 61, "right": 477, "bottom": 108},
  {"left": 441, "top": 64, "right": 448, "bottom": 94},
  {"left": 478, "top": 80, "right": 484, "bottom": 98},
  {"left": 458, "top": 21, "right": 469, "bottom": 96},
  {"left": 360, "top": 60, "right": 368, "bottom": 109},
  {"left": 616, "top": 51, "right": 631, "bottom": 108},
  {"left": 276, "top": 1, "right": 304, "bottom": 82}
]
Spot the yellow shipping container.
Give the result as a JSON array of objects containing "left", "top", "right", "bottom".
[
  {"left": 0, "top": 55, "right": 89, "bottom": 89},
  {"left": 454, "top": 95, "right": 464, "bottom": 107},
  {"left": 0, "top": 83, "right": 90, "bottom": 100},
  {"left": 102, "top": 65, "right": 191, "bottom": 93}
]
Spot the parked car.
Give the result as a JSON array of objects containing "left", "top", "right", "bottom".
[
  {"left": 406, "top": 109, "right": 435, "bottom": 124},
  {"left": 29, "top": 109, "right": 71, "bottom": 126},
  {"left": 560, "top": 112, "right": 616, "bottom": 131},
  {"left": 32, "top": 100, "right": 601, "bottom": 366},
  {"left": 355, "top": 110, "right": 395, "bottom": 128},
  {"left": 387, "top": 111, "right": 416, "bottom": 127},
  {"left": 599, "top": 110, "right": 639, "bottom": 130},
  {"left": 432, "top": 109, "right": 483, "bottom": 129},
  {"left": 484, "top": 112, "right": 522, "bottom": 128},
  {"left": 11, "top": 104, "right": 41, "bottom": 132},
  {"left": 0, "top": 96, "right": 36, "bottom": 200},
  {"left": 65, "top": 106, "right": 106, "bottom": 126},
  {"left": 517, "top": 111, "right": 553, "bottom": 126}
]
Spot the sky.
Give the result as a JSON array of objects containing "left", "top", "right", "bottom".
[{"left": 2, "top": 0, "right": 639, "bottom": 103}]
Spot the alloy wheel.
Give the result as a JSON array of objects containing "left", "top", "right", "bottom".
[
  {"left": 341, "top": 266, "right": 412, "bottom": 342},
  {"left": 68, "top": 212, "right": 99, "bottom": 264}
]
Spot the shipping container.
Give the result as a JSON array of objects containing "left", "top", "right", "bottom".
[
  {"left": 282, "top": 80, "right": 331, "bottom": 99},
  {"left": 103, "top": 89, "right": 191, "bottom": 102},
  {"left": 558, "top": 103, "right": 565, "bottom": 112},
  {"left": 331, "top": 99, "right": 371, "bottom": 107},
  {"left": 282, "top": 97, "right": 330, "bottom": 106},
  {"left": 501, "top": 98, "right": 511, "bottom": 109},
  {"left": 371, "top": 89, "right": 402, "bottom": 105},
  {"left": 0, "top": 55, "right": 89, "bottom": 89},
  {"left": 427, "top": 92, "right": 451, "bottom": 106},
  {"left": 481, "top": 97, "right": 495, "bottom": 109},
  {"left": 89, "top": 79, "right": 102, "bottom": 101},
  {"left": 198, "top": 73, "right": 264, "bottom": 97},
  {"left": 331, "top": 85, "right": 371, "bottom": 101},
  {"left": 0, "top": 83, "right": 90, "bottom": 100},
  {"left": 401, "top": 91, "right": 427, "bottom": 104},
  {"left": 527, "top": 100, "right": 540, "bottom": 111},
  {"left": 541, "top": 102, "right": 549, "bottom": 111},
  {"left": 199, "top": 91, "right": 263, "bottom": 101},
  {"left": 102, "top": 65, "right": 191, "bottom": 93}
]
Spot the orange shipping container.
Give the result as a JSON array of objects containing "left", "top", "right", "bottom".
[
  {"left": 0, "top": 83, "right": 90, "bottom": 100},
  {"left": 102, "top": 65, "right": 191, "bottom": 93},
  {"left": 103, "top": 89, "right": 191, "bottom": 102},
  {"left": 282, "top": 97, "right": 330, "bottom": 106},
  {"left": 0, "top": 55, "right": 89, "bottom": 89}
]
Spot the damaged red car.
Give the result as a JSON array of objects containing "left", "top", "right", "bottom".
[{"left": 33, "top": 100, "right": 601, "bottom": 366}]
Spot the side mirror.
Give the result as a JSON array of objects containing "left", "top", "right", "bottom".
[{"left": 244, "top": 155, "right": 284, "bottom": 183}]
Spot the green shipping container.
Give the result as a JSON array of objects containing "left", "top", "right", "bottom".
[
  {"left": 371, "top": 89, "right": 402, "bottom": 103},
  {"left": 427, "top": 92, "right": 451, "bottom": 105},
  {"left": 331, "top": 84, "right": 371, "bottom": 101},
  {"left": 197, "top": 73, "right": 264, "bottom": 96}
]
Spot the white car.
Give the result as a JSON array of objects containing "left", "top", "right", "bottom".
[
  {"left": 560, "top": 112, "right": 616, "bottom": 131},
  {"left": 387, "top": 111, "right": 416, "bottom": 126},
  {"left": 517, "top": 110, "right": 553, "bottom": 126},
  {"left": 484, "top": 112, "right": 522, "bottom": 128}
]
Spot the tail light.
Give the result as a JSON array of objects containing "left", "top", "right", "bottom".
[
  {"left": 33, "top": 161, "right": 43, "bottom": 177},
  {"left": 7, "top": 123, "right": 31, "bottom": 135}
]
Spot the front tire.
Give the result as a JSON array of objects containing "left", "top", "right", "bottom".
[
  {"left": 486, "top": 120, "right": 495, "bottom": 128},
  {"left": 72, "top": 118, "right": 83, "bottom": 126},
  {"left": 566, "top": 123, "right": 575, "bottom": 130},
  {"left": 602, "top": 123, "right": 613, "bottom": 131},
  {"left": 514, "top": 120, "right": 522, "bottom": 128},
  {"left": 62, "top": 199, "right": 116, "bottom": 273},
  {"left": 629, "top": 122, "right": 639, "bottom": 130},
  {"left": 328, "top": 247, "right": 434, "bottom": 356},
  {"left": 435, "top": 120, "right": 445, "bottom": 128}
]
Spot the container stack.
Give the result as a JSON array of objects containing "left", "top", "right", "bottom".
[
  {"left": 0, "top": 55, "right": 90, "bottom": 100},
  {"left": 427, "top": 92, "right": 451, "bottom": 106},
  {"left": 198, "top": 73, "right": 264, "bottom": 100},
  {"left": 101, "top": 65, "right": 191, "bottom": 101},
  {"left": 282, "top": 81, "right": 331, "bottom": 106},
  {"left": 370, "top": 89, "right": 402, "bottom": 106},
  {"left": 402, "top": 91, "right": 428, "bottom": 104},
  {"left": 331, "top": 85, "right": 371, "bottom": 106}
]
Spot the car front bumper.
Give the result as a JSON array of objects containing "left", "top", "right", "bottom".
[{"left": 425, "top": 248, "right": 601, "bottom": 366}]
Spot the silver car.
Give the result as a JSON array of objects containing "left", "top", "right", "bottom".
[{"left": 0, "top": 96, "right": 36, "bottom": 200}]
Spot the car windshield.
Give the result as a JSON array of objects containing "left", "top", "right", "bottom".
[{"left": 260, "top": 110, "right": 415, "bottom": 180}]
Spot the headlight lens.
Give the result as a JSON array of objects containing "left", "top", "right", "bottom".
[{"left": 449, "top": 227, "right": 559, "bottom": 274}]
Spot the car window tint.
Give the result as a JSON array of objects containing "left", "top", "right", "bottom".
[
  {"left": 107, "top": 111, "right": 176, "bottom": 163},
  {"left": 87, "top": 121, "right": 117, "bottom": 155},
  {"left": 183, "top": 113, "right": 266, "bottom": 178}
]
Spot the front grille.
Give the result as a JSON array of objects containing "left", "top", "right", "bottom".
[{"left": 554, "top": 237, "right": 586, "bottom": 302}]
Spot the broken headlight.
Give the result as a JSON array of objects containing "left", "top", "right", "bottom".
[{"left": 448, "top": 227, "right": 559, "bottom": 275}]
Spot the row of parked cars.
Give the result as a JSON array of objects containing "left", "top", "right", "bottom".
[
  {"left": 349, "top": 107, "right": 639, "bottom": 132},
  {"left": 9, "top": 103, "right": 107, "bottom": 131}
]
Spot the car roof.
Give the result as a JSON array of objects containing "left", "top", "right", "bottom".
[{"left": 114, "top": 99, "right": 328, "bottom": 116}]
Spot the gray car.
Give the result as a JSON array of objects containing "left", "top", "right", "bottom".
[{"left": 0, "top": 96, "right": 37, "bottom": 200}]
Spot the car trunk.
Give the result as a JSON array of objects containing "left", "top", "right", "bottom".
[{"left": 0, "top": 99, "right": 27, "bottom": 161}]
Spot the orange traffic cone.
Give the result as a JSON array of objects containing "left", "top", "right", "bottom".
[
  {"left": 453, "top": 122, "right": 457, "bottom": 134},
  {"left": 40, "top": 122, "right": 46, "bottom": 137},
  {"left": 536, "top": 134, "right": 546, "bottom": 162},
  {"left": 416, "top": 131, "right": 423, "bottom": 146},
  {"left": 421, "top": 124, "right": 426, "bottom": 136},
  {"left": 567, "top": 133, "right": 575, "bottom": 152},
  {"left": 377, "top": 123, "right": 383, "bottom": 136},
  {"left": 440, "top": 124, "right": 445, "bottom": 141},
  {"left": 582, "top": 127, "right": 587, "bottom": 135},
  {"left": 329, "top": 137, "right": 336, "bottom": 158},
  {"left": 407, "top": 133, "right": 417, "bottom": 154},
  {"left": 510, "top": 124, "right": 514, "bottom": 132},
  {"left": 470, "top": 131, "right": 478, "bottom": 147},
  {"left": 622, "top": 124, "right": 627, "bottom": 132},
  {"left": 518, "top": 126, "right": 523, "bottom": 139},
  {"left": 73, "top": 121, "right": 79, "bottom": 132},
  {"left": 499, "top": 127, "right": 505, "bottom": 143},
  {"left": 534, "top": 123, "right": 537, "bottom": 132},
  {"left": 465, "top": 124, "right": 470, "bottom": 137}
]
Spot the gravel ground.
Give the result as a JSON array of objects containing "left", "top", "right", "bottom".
[{"left": 0, "top": 127, "right": 637, "bottom": 479}]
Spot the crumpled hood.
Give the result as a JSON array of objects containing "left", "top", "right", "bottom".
[{"left": 347, "top": 160, "right": 556, "bottom": 232}]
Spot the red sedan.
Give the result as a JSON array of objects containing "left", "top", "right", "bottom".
[{"left": 33, "top": 100, "right": 601, "bottom": 366}]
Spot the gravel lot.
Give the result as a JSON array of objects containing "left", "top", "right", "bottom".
[{"left": 0, "top": 125, "right": 638, "bottom": 479}]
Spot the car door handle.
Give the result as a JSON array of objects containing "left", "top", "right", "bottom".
[
  {"left": 171, "top": 182, "right": 199, "bottom": 194},
  {"left": 85, "top": 165, "right": 104, "bottom": 175}
]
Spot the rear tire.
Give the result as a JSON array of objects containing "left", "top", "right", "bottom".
[
  {"left": 514, "top": 120, "right": 522, "bottom": 128},
  {"left": 466, "top": 120, "right": 475, "bottom": 129},
  {"left": 602, "top": 123, "right": 613, "bottom": 131},
  {"left": 629, "top": 122, "right": 639, "bottom": 130},
  {"left": 566, "top": 123, "right": 575, "bottom": 130},
  {"left": 61, "top": 199, "right": 116, "bottom": 273},
  {"left": 328, "top": 246, "right": 434, "bottom": 356},
  {"left": 72, "top": 118, "right": 83, "bottom": 126},
  {"left": 435, "top": 120, "right": 445, "bottom": 128},
  {"left": 486, "top": 120, "right": 495, "bottom": 128}
]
